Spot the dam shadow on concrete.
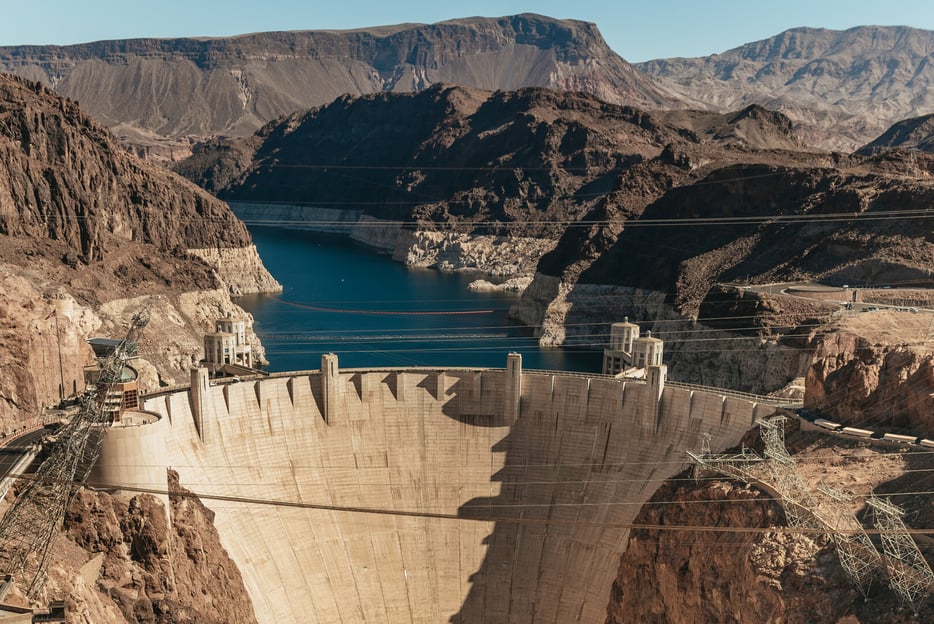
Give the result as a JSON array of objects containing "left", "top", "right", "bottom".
[
  {"left": 447, "top": 372, "right": 632, "bottom": 623},
  {"left": 432, "top": 373, "right": 507, "bottom": 428},
  {"left": 446, "top": 368, "right": 775, "bottom": 623}
]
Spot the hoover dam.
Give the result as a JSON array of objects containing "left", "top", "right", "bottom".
[{"left": 94, "top": 354, "right": 787, "bottom": 624}]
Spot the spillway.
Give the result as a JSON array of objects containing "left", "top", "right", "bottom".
[{"left": 96, "top": 356, "right": 779, "bottom": 623}]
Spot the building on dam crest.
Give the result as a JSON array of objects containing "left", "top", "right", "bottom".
[{"left": 602, "top": 317, "right": 664, "bottom": 376}]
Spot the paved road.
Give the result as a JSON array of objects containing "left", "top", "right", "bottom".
[
  {"left": 730, "top": 282, "right": 930, "bottom": 314},
  {"left": 0, "top": 428, "right": 46, "bottom": 480}
]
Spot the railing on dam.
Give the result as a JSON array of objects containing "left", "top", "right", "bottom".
[
  {"left": 141, "top": 367, "right": 799, "bottom": 409},
  {"left": 665, "top": 379, "right": 803, "bottom": 408},
  {"left": 139, "top": 366, "right": 506, "bottom": 400}
]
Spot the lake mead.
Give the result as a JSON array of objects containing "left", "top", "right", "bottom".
[{"left": 236, "top": 226, "right": 602, "bottom": 372}]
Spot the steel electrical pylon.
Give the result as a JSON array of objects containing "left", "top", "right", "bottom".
[
  {"left": 755, "top": 416, "right": 822, "bottom": 529},
  {"left": 867, "top": 494, "right": 934, "bottom": 612},
  {"left": 817, "top": 485, "right": 882, "bottom": 598},
  {"left": 0, "top": 311, "right": 148, "bottom": 597},
  {"left": 688, "top": 416, "right": 886, "bottom": 600}
]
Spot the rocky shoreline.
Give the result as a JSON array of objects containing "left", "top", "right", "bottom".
[
  {"left": 187, "top": 245, "right": 282, "bottom": 296},
  {"left": 228, "top": 202, "right": 558, "bottom": 279}
]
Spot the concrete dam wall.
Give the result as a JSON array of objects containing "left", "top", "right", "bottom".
[{"left": 97, "top": 357, "right": 780, "bottom": 623}]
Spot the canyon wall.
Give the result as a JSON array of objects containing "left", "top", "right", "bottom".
[
  {"left": 511, "top": 275, "right": 821, "bottom": 394},
  {"left": 228, "top": 201, "right": 554, "bottom": 276}
]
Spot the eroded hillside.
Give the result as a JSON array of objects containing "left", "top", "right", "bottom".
[{"left": 637, "top": 26, "right": 934, "bottom": 151}]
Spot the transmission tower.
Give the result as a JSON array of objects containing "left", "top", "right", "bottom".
[
  {"left": 755, "top": 416, "right": 821, "bottom": 529},
  {"left": 0, "top": 311, "right": 148, "bottom": 597},
  {"left": 867, "top": 494, "right": 934, "bottom": 612},
  {"left": 817, "top": 485, "right": 882, "bottom": 598},
  {"left": 689, "top": 416, "right": 887, "bottom": 598}
]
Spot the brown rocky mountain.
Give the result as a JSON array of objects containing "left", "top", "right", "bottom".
[
  {"left": 176, "top": 85, "right": 803, "bottom": 239},
  {"left": 858, "top": 113, "right": 934, "bottom": 156},
  {"left": 6, "top": 17, "right": 931, "bottom": 159},
  {"left": 177, "top": 84, "right": 693, "bottom": 239},
  {"left": 0, "top": 14, "right": 675, "bottom": 160},
  {"left": 638, "top": 26, "right": 934, "bottom": 152},
  {"left": 0, "top": 71, "right": 278, "bottom": 432},
  {"left": 0, "top": 74, "right": 250, "bottom": 261}
]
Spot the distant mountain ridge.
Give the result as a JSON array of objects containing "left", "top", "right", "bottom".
[
  {"left": 3, "top": 19, "right": 931, "bottom": 157},
  {"left": 637, "top": 26, "right": 934, "bottom": 152},
  {"left": 0, "top": 14, "right": 675, "bottom": 160}
]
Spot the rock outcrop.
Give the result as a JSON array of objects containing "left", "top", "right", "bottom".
[
  {"left": 394, "top": 230, "right": 557, "bottom": 276},
  {"left": 40, "top": 470, "right": 260, "bottom": 624},
  {"left": 803, "top": 308, "right": 934, "bottom": 431}
]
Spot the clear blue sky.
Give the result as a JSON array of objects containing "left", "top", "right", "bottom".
[{"left": 2, "top": 0, "right": 934, "bottom": 62}]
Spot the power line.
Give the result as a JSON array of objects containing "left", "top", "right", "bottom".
[
  {"left": 0, "top": 474, "right": 913, "bottom": 536},
  {"left": 233, "top": 207, "right": 934, "bottom": 227}
]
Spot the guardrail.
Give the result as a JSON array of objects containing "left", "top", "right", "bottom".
[
  {"left": 665, "top": 379, "right": 803, "bottom": 408},
  {"left": 0, "top": 450, "right": 38, "bottom": 500},
  {"left": 140, "top": 368, "right": 799, "bottom": 409}
]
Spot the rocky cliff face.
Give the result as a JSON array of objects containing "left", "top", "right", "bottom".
[
  {"left": 803, "top": 307, "right": 934, "bottom": 431},
  {"left": 607, "top": 431, "right": 933, "bottom": 622},
  {"left": 0, "top": 14, "right": 674, "bottom": 160},
  {"left": 638, "top": 26, "right": 934, "bottom": 151},
  {"left": 0, "top": 72, "right": 277, "bottom": 432},
  {"left": 32, "top": 470, "right": 259, "bottom": 624}
]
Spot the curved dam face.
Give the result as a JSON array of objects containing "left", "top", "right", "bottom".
[{"left": 99, "top": 358, "right": 779, "bottom": 624}]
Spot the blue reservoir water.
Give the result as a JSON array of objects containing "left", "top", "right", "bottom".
[{"left": 235, "top": 226, "right": 602, "bottom": 372}]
